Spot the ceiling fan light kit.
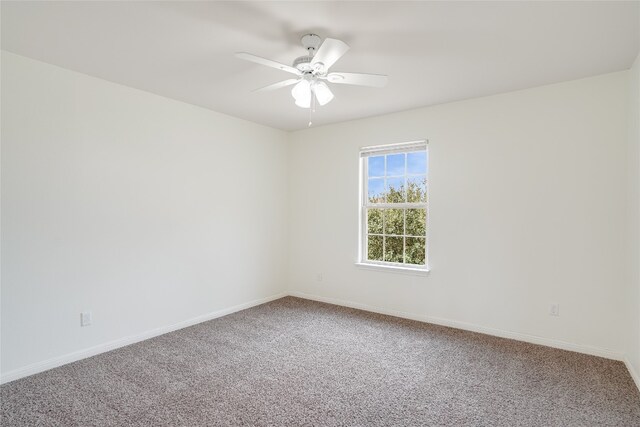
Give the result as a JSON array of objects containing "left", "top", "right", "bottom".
[
  {"left": 313, "top": 81, "right": 334, "bottom": 106},
  {"left": 235, "top": 33, "right": 388, "bottom": 111},
  {"left": 292, "top": 78, "right": 311, "bottom": 108}
]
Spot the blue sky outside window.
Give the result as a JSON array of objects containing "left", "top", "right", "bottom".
[
  {"left": 386, "top": 154, "right": 405, "bottom": 176},
  {"left": 368, "top": 151, "right": 427, "bottom": 178},
  {"left": 368, "top": 178, "right": 384, "bottom": 201},
  {"left": 368, "top": 156, "right": 384, "bottom": 177},
  {"left": 407, "top": 151, "right": 427, "bottom": 175}
]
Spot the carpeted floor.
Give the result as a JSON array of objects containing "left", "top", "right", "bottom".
[{"left": 1, "top": 297, "right": 639, "bottom": 426}]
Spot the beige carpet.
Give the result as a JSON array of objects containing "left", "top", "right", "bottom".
[{"left": 2, "top": 296, "right": 639, "bottom": 426}]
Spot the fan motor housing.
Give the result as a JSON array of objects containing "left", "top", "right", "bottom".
[
  {"left": 293, "top": 55, "right": 323, "bottom": 74},
  {"left": 293, "top": 55, "right": 313, "bottom": 72}
]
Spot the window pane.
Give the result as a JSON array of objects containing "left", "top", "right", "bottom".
[
  {"left": 386, "top": 177, "right": 405, "bottom": 203},
  {"left": 368, "top": 178, "right": 384, "bottom": 203},
  {"left": 386, "top": 153, "right": 405, "bottom": 176},
  {"left": 407, "top": 151, "right": 427, "bottom": 175},
  {"left": 384, "top": 236, "right": 404, "bottom": 263},
  {"left": 407, "top": 175, "right": 427, "bottom": 203},
  {"left": 367, "top": 235, "right": 383, "bottom": 261},
  {"left": 368, "top": 156, "right": 385, "bottom": 177},
  {"left": 362, "top": 145, "right": 428, "bottom": 268},
  {"left": 405, "top": 237, "right": 426, "bottom": 265},
  {"left": 367, "top": 209, "right": 383, "bottom": 234},
  {"left": 406, "top": 209, "right": 426, "bottom": 236},
  {"left": 384, "top": 209, "right": 404, "bottom": 235}
]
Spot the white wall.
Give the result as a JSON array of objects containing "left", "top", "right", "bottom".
[
  {"left": 2, "top": 49, "right": 637, "bottom": 384},
  {"left": 288, "top": 71, "right": 630, "bottom": 358},
  {"left": 1, "top": 52, "right": 288, "bottom": 378},
  {"left": 628, "top": 53, "right": 640, "bottom": 383}
]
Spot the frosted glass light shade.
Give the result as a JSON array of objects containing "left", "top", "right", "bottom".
[
  {"left": 313, "top": 81, "right": 334, "bottom": 106},
  {"left": 292, "top": 80, "right": 311, "bottom": 108}
]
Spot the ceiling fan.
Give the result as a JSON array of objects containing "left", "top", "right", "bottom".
[{"left": 235, "top": 34, "right": 388, "bottom": 109}]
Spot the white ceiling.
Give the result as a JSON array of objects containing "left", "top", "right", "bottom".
[{"left": 2, "top": 1, "right": 639, "bottom": 131}]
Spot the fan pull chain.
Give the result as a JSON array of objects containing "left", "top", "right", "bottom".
[{"left": 308, "top": 86, "right": 316, "bottom": 127}]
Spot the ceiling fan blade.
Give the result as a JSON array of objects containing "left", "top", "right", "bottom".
[
  {"left": 235, "top": 52, "right": 300, "bottom": 75},
  {"left": 326, "top": 72, "right": 388, "bottom": 88},
  {"left": 253, "top": 79, "right": 299, "bottom": 92},
  {"left": 311, "top": 38, "right": 349, "bottom": 70}
]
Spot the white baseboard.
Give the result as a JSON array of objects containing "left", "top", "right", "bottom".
[
  {"left": 624, "top": 358, "right": 640, "bottom": 393},
  {"left": 0, "top": 292, "right": 287, "bottom": 385},
  {"left": 289, "top": 291, "right": 625, "bottom": 362},
  {"left": 4, "top": 290, "right": 637, "bottom": 393}
]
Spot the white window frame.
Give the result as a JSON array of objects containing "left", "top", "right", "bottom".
[{"left": 357, "top": 140, "right": 429, "bottom": 274}]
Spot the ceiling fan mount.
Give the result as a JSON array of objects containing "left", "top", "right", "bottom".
[
  {"left": 294, "top": 34, "right": 328, "bottom": 73},
  {"left": 235, "top": 33, "right": 388, "bottom": 109},
  {"left": 301, "top": 33, "right": 322, "bottom": 53}
]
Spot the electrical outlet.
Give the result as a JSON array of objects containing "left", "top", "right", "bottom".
[
  {"left": 81, "top": 311, "right": 92, "bottom": 327},
  {"left": 316, "top": 273, "right": 323, "bottom": 282},
  {"left": 549, "top": 303, "right": 560, "bottom": 317}
]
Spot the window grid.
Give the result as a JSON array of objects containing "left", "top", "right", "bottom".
[
  {"left": 361, "top": 143, "right": 428, "bottom": 269},
  {"left": 365, "top": 211, "right": 427, "bottom": 264}
]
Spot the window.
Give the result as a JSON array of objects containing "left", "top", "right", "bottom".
[{"left": 359, "top": 141, "right": 428, "bottom": 270}]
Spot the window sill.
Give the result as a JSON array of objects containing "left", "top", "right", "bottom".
[{"left": 355, "top": 262, "right": 431, "bottom": 276}]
